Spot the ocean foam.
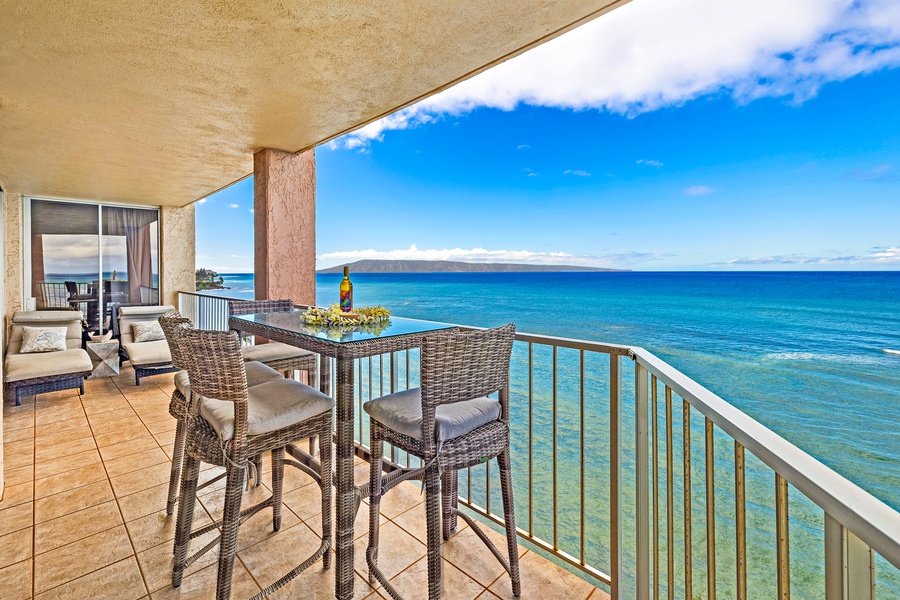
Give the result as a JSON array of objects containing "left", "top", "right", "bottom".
[{"left": 765, "top": 351, "right": 883, "bottom": 365}]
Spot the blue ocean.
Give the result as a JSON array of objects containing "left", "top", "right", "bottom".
[{"left": 207, "top": 271, "right": 900, "bottom": 595}]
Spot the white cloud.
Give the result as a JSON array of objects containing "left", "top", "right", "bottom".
[
  {"left": 517, "top": 144, "right": 530, "bottom": 149},
  {"left": 722, "top": 246, "right": 900, "bottom": 266},
  {"left": 868, "top": 246, "right": 900, "bottom": 262},
  {"left": 683, "top": 185, "right": 715, "bottom": 196},
  {"left": 637, "top": 159, "right": 664, "bottom": 167},
  {"left": 564, "top": 169, "right": 591, "bottom": 177},
  {"left": 849, "top": 163, "right": 895, "bottom": 180},
  {"left": 228, "top": 203, "right": 240, "bottom": 208},
  {"left": 316, "top": 244, "right": 666, "bottom": 269},
  {"left": 197, "top": 198, "right": 207, "bottom": 204},
  {"left": 332, "top": 0, "right": 900, "bottom": 148},
  {"left": 249, "top": 208, "right": 255, "bottom": 214}
]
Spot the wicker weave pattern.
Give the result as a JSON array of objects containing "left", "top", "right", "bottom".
[
  {"left": 160, "top": 312, "right": 192, "bottom": 371},
  {"left": 4, "top": 373, "right": 90, "bottom": 406},
  {"left": 228, "top": 299, "right": 317, "bottom": 378},
  {"left": 366, "top": 323, "right": 521, "bottom": 600},
  {"left": 229, "top": 312, "right": 459, "bottom": 600},
  {"left": 158, "top": 312, "right": 195, "bottom": 516},
  {"left": 170, "top": 325, "right": 334, "bottom": 600},
  {"left": 228, "top": 299, "right": 295, "bottom": 315}
]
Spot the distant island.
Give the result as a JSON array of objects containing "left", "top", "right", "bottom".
[
  {"left": 317, "top": 259, "right": 629, "bottom": 273},
  {"left": 196, "top": 267, "right": 228, "bottom": 290}
]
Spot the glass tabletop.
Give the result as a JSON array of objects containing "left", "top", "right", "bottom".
[{"left": 230, "top": 309, "right": 456, "bottom": 344}]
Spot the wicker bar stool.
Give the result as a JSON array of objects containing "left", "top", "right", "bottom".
[
  {"left": 159, "top": 312, "right": 284, "bottom": 516},
  {"left": 228, "top": 299, "right": 318, "bottom": 382},
  {"left": 171, "top": 326, "right": 334, "bottom": 600},
  {"left": 364, "top": 323, "right": 521, "bottom": 600}
]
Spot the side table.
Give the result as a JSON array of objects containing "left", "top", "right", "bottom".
[{"left": 86, "top": 340, "right": 120, "bottom": 378}]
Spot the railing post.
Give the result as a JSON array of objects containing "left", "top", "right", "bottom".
[
  {"left": 825, "top": 514, "right": 876, "bottom": 600},
  {"left": 636, "top": 362, "right": 650, "bottom": 600},
  {"left": 390, "top": 351, "right": 397, "bottom": 394},
  {"left": 776, "top": 473, "right": 790, "bottom": 600},
  {"left": 610, "top": 354, "right": 623, "bottom": 599}
]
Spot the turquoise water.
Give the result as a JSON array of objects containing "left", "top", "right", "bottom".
[{"left": 208, "top": 271, "right": 900, "bottom": 595}]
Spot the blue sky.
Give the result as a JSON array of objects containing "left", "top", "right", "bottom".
[{"left": 197, "top": 0, "right": 900, "bottom": 272}]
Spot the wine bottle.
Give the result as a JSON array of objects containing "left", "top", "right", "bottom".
[{"left": 340, "top": 266, "right": 353, "bottom": 312}]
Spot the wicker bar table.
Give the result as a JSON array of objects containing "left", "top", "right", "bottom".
[{"left": 229, "top": 309, "right": 456, "bottom": 600}]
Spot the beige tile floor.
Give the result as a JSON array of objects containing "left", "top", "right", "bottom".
[{"left": 0, "top": 367, "right": 610, "bottom": 599}]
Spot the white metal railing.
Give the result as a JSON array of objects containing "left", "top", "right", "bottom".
[
  {"left": 177, "top": 291, "right": 900, "bottom": 597},
  {"left": 630, "top": 347, "right": 899, "bottom": 599},
  {"left": 178, "top": 290, "right": 243, "bottom": 331}
]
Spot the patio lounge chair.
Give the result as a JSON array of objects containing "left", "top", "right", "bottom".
[
  {"left": 4, "top": 310, "right": 93, "bottom": 405},
  {"left": 117, "top": 304, "right": 180, "bottom": 385}
]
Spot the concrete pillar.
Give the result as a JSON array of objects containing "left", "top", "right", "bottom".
[
  {"left": 253, "top": 148, "right": 316, "bottom": 306},
  {"left": 160, "top": 203, "right": 196, "bottom": 307}
]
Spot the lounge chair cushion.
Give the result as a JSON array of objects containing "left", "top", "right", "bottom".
[
  {"left": 4, "top": 349, "right": 92, "bottom": 382},
  {"left": 20, "top": 327, "right": 68, "bottom": 353},
  {"left": 122, "top": 340, "right": 171, "bottom": 366},
  {"left": 199, "top": 378, "right": 334, "bottom": 441},
  {"left": 174, "top": 361, "right": 283, "bottom": 396},
  {"left": 364, "top": 387, "right": 501, "bottom": 442},
  {"left": 240, "top": 342, "right": 313, "bottom": 364}
]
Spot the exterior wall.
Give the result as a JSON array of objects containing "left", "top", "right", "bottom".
[
  {"left": 0, "top": 189, "right": 6, "bottom": 494},
  {"left": 253, "top": 148, "right": 316, "bottom": 306},
  {"left": 160, "top": 203, "right": 196, "bottom": 307},
  {"left": 3, "top": 193, "right": 23, "bottom": 321}
]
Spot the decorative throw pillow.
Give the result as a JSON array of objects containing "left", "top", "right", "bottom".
[
  {"left": 132, "top": 320, "right": 165, "bottom": 343},
  {"left": 20, "top": 326, "right": 68, "bottom": 353}
]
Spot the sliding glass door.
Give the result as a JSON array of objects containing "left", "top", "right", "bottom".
[{"left": 26, "top": 198, "right": 160, "bottom": 332}]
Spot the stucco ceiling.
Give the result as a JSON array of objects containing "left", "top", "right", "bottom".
[{"left": 0, "top": 1, "right": 629, "bottom": 207}]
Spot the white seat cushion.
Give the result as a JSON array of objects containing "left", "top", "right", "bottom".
[
  {"left": 174, "top": 370, "right": 190, "bottom": 395},
  {"left": 241, "top": 342, "right": 313, "bottom": 364},
  {"left": 174, "top": 361, "right": 283, "bottom": 396},
  {"left": 122, "top": 339, "right": 171, "bottom": 366},
  {"left": 4, "top": 349, "right": 92, "bottom": 382},
  {"left": 363, "top": 388, "right": 501, "bottom": 442},
  {"left": 199, "top": 378, "right": 334, "bottom": 441}
]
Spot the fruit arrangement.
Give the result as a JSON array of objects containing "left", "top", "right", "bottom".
[{"left": 300, "top": 303, "right": 391, "bottom": 326}]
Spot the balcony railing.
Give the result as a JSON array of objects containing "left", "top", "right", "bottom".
[{"left": 178, "top": 291, "right": 900, "bottom": 598}]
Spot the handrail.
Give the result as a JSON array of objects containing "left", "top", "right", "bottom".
[
  {"left": 178, "top": 290, "right": 248, "bottom": 303},
  {"left": 458, "top": 324, "right": 632, "bottom": 356},
  {"left": 631, "top": 345, "right": 900, "bottom": 571}
]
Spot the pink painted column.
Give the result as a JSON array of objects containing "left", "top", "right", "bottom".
[{"left": 253, "top": 148, "right": 316, "bottom": 306}]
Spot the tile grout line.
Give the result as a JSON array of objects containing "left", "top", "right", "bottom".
[
  {"left": 28, "top": 389, "right": 125, "bottom": 598},
  {"left": 31, "top": 395, "right": 36, "bottom": 600},
  {"left": 84, "top": 377, "right": 153, "bottom": 599},
  {"left": 113, "top": 369, "right": 228, "bottom": 597},
  {"left": 17, "top": 383, "right": 175, "bottom": 599},
  {"left": 110, "top": 371, "right": 167, "bottom": 598}
]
